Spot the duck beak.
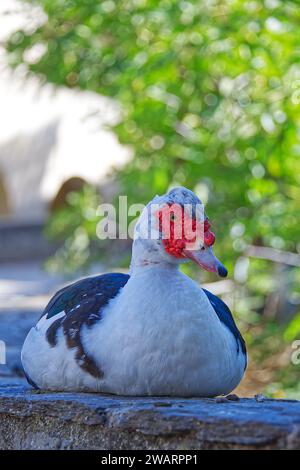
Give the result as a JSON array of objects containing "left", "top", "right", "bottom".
[{"left": 182, "top": 246, "right": 228, "bottom": 278}]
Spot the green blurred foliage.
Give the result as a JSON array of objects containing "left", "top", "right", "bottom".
[
  {"left": 5, "top": 0, "right": 300, "bottom": 397},
  {"left": 6, "top": 0, "right": 300, "bottom": 263}
]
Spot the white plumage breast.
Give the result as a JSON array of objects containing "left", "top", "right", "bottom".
[{"left": 83, "top": 267, "right": 245, "bottom": 396}]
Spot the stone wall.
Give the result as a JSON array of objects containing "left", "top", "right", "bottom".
[{"left": 0, "top": 380, "right": 299, "bottom": 450}]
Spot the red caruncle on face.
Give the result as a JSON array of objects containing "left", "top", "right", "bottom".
[{"left": 155, "top": 203, "right": 215, "bottom": 258}]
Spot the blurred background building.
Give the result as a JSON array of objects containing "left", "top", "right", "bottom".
[{"left": 0, "top": 0, "right": 129, "bottom": 261}]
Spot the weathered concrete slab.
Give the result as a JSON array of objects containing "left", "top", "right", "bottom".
[{"left": 0, "top": 379, "right": 299, "bottom": 450}]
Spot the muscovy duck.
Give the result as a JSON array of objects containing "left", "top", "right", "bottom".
[{"left": 22, "top": 187, "right": 247, "bottom": 396}]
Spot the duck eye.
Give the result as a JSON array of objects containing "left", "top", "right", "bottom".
[{"left": 170, "top": 214, "right": 176, "bottom": 221}]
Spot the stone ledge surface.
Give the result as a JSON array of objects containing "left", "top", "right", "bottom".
[{"left": 0, "top": 379, "right": 299, "bottom": 450}]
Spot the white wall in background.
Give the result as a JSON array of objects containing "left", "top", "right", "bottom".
[{"left": 0, "top": 1, "right": 130, "bottom": 223}]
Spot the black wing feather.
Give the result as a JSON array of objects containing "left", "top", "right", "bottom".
[
  {"left": 43, "top": 272, "right": 130, "bottom": 320},
  {"left": 202, "top": 288, "right": 247, "bottom": 359},
  {"left": 41, "top": 273, "right": 130, "bottom": 379}
]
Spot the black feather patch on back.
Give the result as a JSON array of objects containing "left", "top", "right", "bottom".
[
  {"left": 202, "top": 288, "right": 247, "bottom": 366},
  {"left": 44, "top": 273, "right": 130, "bottom": 378}
]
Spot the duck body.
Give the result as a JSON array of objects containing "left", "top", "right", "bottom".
[
  {"left": 22, "top": 186, "right": 247, "bottom": 396},
  {"left": 22, "top": 267, "right": 246, "bottom": 396}
]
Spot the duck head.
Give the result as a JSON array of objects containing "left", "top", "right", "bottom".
[{"left": 131, "top": 186, "right": 228, "bottom": 278}]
